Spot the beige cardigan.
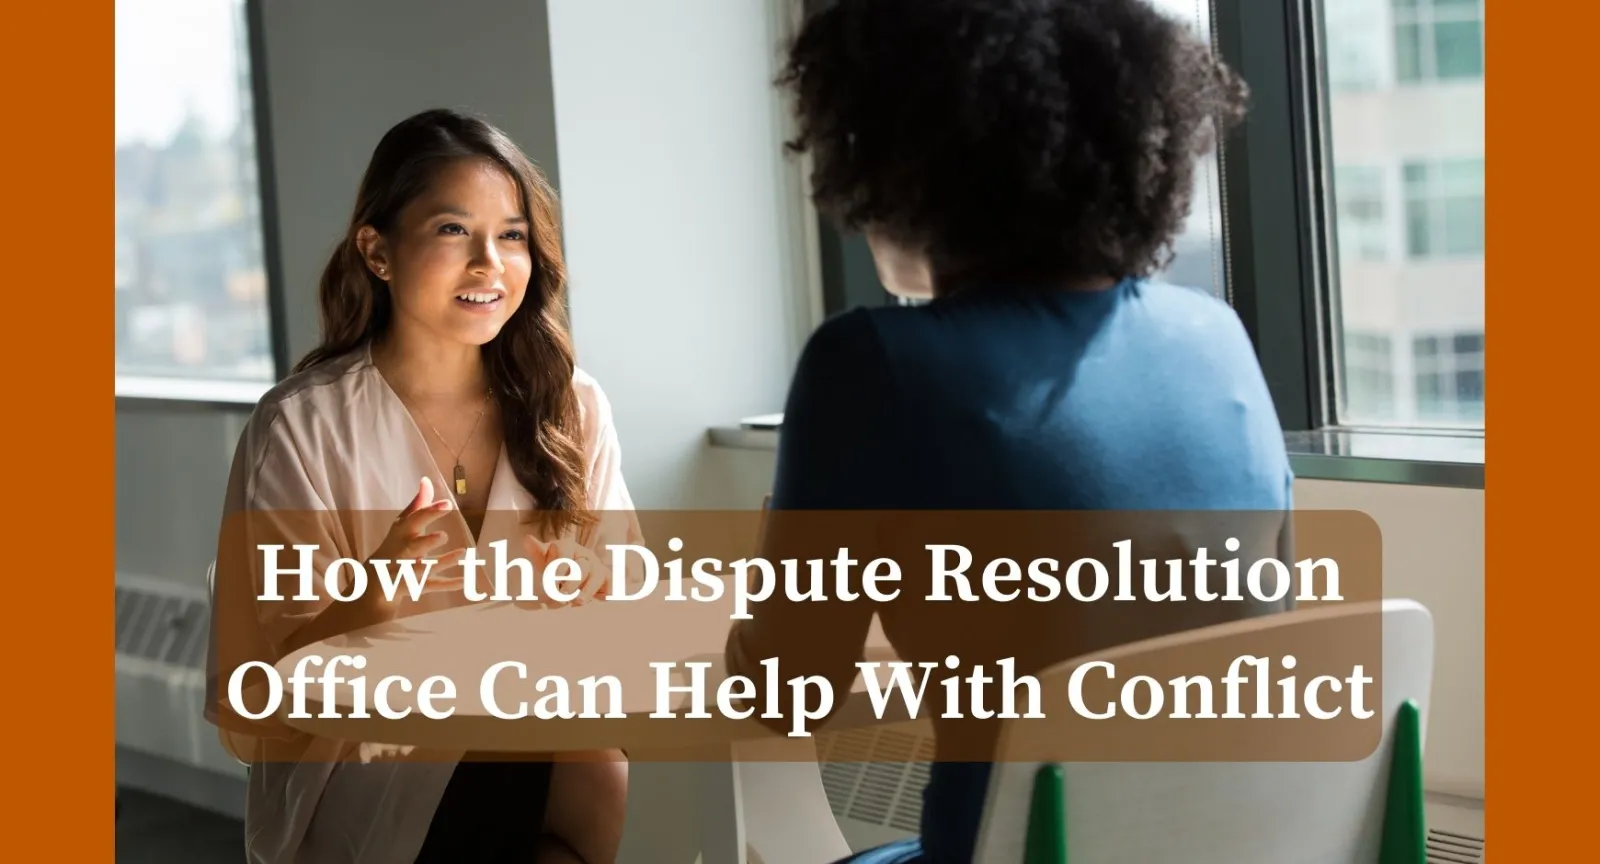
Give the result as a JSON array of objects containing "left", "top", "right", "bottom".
[{"left": 206, "top": 346, "right": 642, "bottom": 863}]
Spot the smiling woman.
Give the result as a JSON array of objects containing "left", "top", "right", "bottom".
[
  {"left": 208, "top": 108, "right": 643, "bottom": 864},
  {"left": 295, "top": 109, "right": 588, "bottom": 539}
]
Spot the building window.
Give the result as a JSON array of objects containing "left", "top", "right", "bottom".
[
  {"left": 1342, "top": 332, "right": 1397, "bottom": 422},
  {"left": 1412, "top": 332, "right": 1484, "bottom": 423},
  {"left": 115, "top": 0, "right": 275, "bottom": 397},
  {"left": 1403, "top": 158, "right": 1484, "bottom": 259},
  {"left": 1323, "top": 0, "right": 1389, "bottom": 92},
  {"left": 1393, "top": 0, "right": 1484, "bottom": 84},
  {"left": 1334, "top": 166, "right": 1390, "bottom": 262},
  {"left": 1322, "top": 0, "right": 1484, "bottom": 432}
]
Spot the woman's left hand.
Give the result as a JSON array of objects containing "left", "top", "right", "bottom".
[{"left": 519, "top": 535, "right": 613, "bottom": 608}]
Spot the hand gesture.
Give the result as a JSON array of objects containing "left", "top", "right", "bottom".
[
  {"left": 518, "top": 534, "right": 612, "bottom": 609},
  {"left": 367, "top": 477, "right": 469, "bottom": 599}
]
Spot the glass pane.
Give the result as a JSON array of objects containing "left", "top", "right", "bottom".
[
  {"left": 1405, "top": 202, "right": 1434, "bottom": 258},
  {"left": 115, "top": 0, "right": 274, "bottom": 388},
  {"left": 1416, "top": 374, "right": 1443, "bottom": 404},
  {"left": 1434, "top": 20, "right": 1484, "bottom": 79},
  {"left": 1433, "top": 0, "right": 1481, "bottom": 18},
  {"left": 1441, "top": 157, "right": 1485, "bottom": 193},
  {"left": 1394, "top": 22, "right": 1424, "bottom": 82},
  {"left": 1335, "top": 166, "right": 1388, "bottom": 261},
  {"left": 1343, "top": 330, "right": 1396, "bottom": 419},
  {"left": 1442, "top": 194, "right": 1484, "bottom": 255},
  {"left": 1147, "top": 0, "right": 1227, "bottom": 301},
  {"left": 1402, "top": 162, "right": 1430, "bottom": 190},
  {"left": 1327, "top": 1, "right": 1484, "bottom": 428}
]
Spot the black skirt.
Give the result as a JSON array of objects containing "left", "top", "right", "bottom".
[{"left": 413, "top": 755, "right": 554, "bottom": 862}]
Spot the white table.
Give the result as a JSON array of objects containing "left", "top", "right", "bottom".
[{"left": 274, "top": 595, "right": 904, "bottom": 864}]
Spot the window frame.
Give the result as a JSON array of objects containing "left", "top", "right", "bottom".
[
  {"left": 114, "top": 0, "right": 290, "bottom": 410},
  {"left": 1212, "top": 0, "right": 1337, "bottom": 434}
]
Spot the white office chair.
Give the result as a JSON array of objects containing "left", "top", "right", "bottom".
[{"left": 971, "top": 599, "right": 1434, "bottom": 864}]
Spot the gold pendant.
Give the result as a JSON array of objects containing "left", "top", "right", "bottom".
[{"left": 454, "top": 464, "right": 467, "bottom": 496}]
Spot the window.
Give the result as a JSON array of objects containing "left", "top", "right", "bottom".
[
  {"left": 1394, "top": 0, "right": 1484, "bottom": 84},
  {"left": 1150, "top": 0, "right": 1227, "bottom": 301},
  {"left": 1403, "top": 159, "right": 1484, "bottom": 258},
  {"left": 1322, "top": 1, "right": 1485, "bottom": 431},
  {"left": 1412, "top": 332, "right": 1484, "bottom": 423},
  {"left": 115, "top": 0, "right": 276, "bottom": 398},
  {"left": 1323, "top": 0, "right": 1389, "bottom": 91},
  {"left": 1342, "top": 332, "right": 1396, "bottom": 420},
  {"left": 1334, "top": 166, "right": 1390, "bottom": 262}
]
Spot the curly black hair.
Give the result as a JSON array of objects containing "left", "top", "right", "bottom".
[{"left": 779, "top": 0, "right": 1249, "bottom": 291}]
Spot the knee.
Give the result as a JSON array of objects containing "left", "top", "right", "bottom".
[
  {"left": 572, "top": 753, "right": 628, "bottom": 819},
  {"left": 547, "top": 751, "right": 629, "bottom": 862}
]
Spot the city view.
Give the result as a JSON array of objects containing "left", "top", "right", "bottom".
[
  {"left": 115, "top": 0, "right": 273, "bottom": 385},
  {"left": 1326, "top": 0, "right": 1485, "bottom": 427}
]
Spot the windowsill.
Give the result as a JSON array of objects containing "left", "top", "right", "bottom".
[
  {"left": 706, "top": 419, "right": 1484, "bottom": 490},
  {"left": 115, "top": 376, "right": 273, "bottom": 410}
]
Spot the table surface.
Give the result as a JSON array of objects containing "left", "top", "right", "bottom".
[{"left": 273, "top": 594, "right": 901, "bottom": 754}]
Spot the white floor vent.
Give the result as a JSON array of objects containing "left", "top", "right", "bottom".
[
  {"left": 815, "top": 727, "right": 1487, "bottom": 863},
  {"left": 1427, "top": 827, "right": 1486, "bottom": 863},
  {"left": 116, "top": 578, "right": 211, "bottom": 670},
  {"left": 1425, "top": 796, "right": 1487, "bottom": 864},
  {"left": 114, "top": 574, "right": 246, "bottom": 817},
  {"left": 816, "top": 727, "right": 933, "bottom": 850}
]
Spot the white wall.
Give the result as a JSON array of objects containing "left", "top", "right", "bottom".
[
  {"left": 1296, "top": 478, "right": 1485, "bottom": 799},
  {"left": 543, "top": 4, "right": 816, "bottom": 860},
  {"left": 547, "top": 0, "right": 816, "bottom": 509},
  {"left": 259, "top": 0, "right": 563, "bottom": 365}
]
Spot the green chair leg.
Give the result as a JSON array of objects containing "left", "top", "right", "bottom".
[
  {"left": 1024, "top": 763, "right": 1067, "bottom": 864},
  {"left": 1378, "top": 699, "right": 1426, "bottom": 864}
]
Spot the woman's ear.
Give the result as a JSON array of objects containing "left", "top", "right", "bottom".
[
  {"left": 355, "top": 226, "right": 391, "bottom": 281},
  {"left": 866, "top": 228, "right": 933, "bottom": 300}
]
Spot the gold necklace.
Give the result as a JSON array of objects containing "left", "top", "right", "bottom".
[{"left": 413, "top": 393, "right": 491, "bottom": 496}]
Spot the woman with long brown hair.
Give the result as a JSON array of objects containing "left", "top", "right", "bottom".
[{"left": 209, "top": 108, "right": 635, "bottom": 863}]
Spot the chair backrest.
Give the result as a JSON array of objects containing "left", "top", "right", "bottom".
[{"left": 971, "top": 599, "right": 1434, "bottom": 864}]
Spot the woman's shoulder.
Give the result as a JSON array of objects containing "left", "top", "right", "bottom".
[
  {"left": 794, "top": 306, "right": 893, "bottom": 380},
  {"left": 570, "top": 365, "right": 615, "bottom": 424},
  {"left": 1134, "top": 279, "right": 1249, "bottom": 332},
  {"left": 570, "top": 366, "right": 625, "bottom": 460},
  {"left": 238, "top": 349, "right": 374, "bottom": 448}
]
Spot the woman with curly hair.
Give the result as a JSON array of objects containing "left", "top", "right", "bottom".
[{"left": 725, "top": 1, "right": 1296, "bottom": 861}]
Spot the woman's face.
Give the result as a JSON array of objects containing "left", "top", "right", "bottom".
[
  {"left": 363, "top": 157, "right": 534, "bottom": 347},
  {"left": 866, "top": 228, "right": 933, "bottom": 300}
]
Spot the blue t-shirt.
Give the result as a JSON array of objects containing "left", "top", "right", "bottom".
[{"left": 741, "top": 277, "right": 1294, "bottom": 863}]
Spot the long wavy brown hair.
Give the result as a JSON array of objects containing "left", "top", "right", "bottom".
[{"left": 294, "top": 108, "right": 592, "bottom": 538}]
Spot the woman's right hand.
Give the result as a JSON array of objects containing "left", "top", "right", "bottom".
[
  {"left": 282, "top": 478, "right": 466, "bottom": 655},
  {"left": 366, "top": 477, "right": 468, "bottom": 603}
]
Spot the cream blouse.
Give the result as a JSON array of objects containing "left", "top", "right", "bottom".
[{"left": 206, "top": 345, "right": 642, "bottom": 864}]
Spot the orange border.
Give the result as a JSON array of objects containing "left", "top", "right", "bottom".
[
  {"left": 5, "top": 1, "right": 114, "bottom": 858},
  {"left": 1490, "top": 3, "right": 1583, "bottom": 859},
  {"left": 52, "top": 1, "right": 1561, "bottom": 860}
]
